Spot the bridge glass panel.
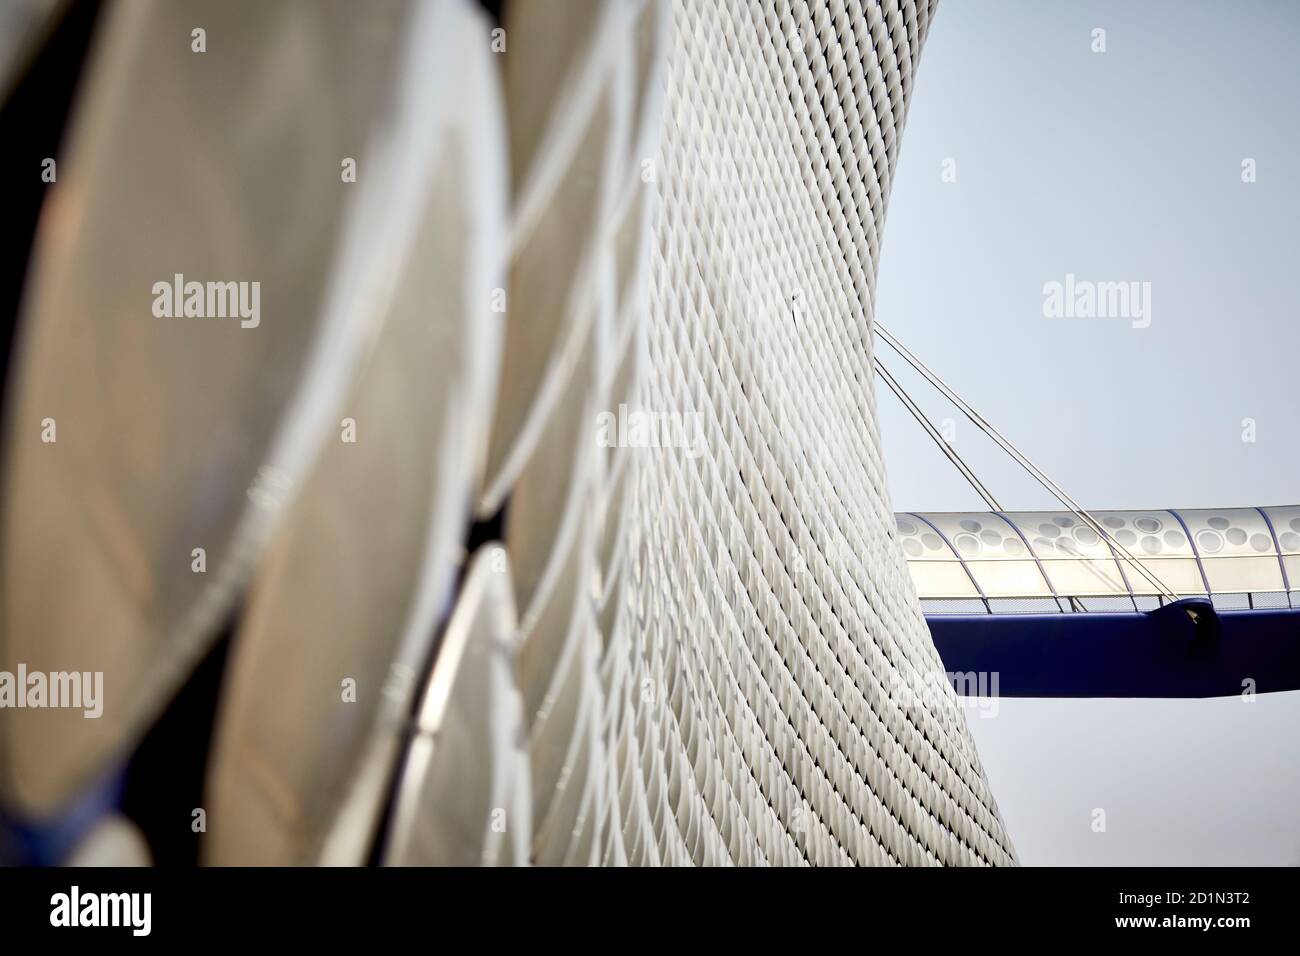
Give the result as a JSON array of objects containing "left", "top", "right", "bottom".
[
  {"left": 894, "top": 515, "right": 979, "bottom": 598},
  {"left": 1177, "top": 507, "right": 1284, "bottom": 592},
  {"left": 1261, "top": 506, "right": 1300, "bottom": 594},
  {"left": 927, "top": 512, "right": 1052, "bottom": 597},
  {"left": 901, "top": 508, "right": 1299, "bottom": 612},
  {"left": 1006, "top": 511, "right": 1125, "bottom": 596},
  {"left": 1088, "top": 510, "right": 1204, "bottom": 595}
]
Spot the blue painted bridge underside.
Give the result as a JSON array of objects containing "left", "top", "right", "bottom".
[{"left": 927, "top": 604, "right": 1300, "bottom": 698}]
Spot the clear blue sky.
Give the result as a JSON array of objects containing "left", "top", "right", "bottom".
[
  {"left": 874, "top": 0, "right": 1300, "bottom": 864},
  {"left": 878, "top": 0, "right": 1300, "bottom": 515}
]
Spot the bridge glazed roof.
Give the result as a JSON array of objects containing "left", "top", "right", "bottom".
[{"left": 897, "top": 506, "right": 1300, "bottom": 613}]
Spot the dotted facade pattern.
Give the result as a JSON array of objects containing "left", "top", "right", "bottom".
[{"left": 610, "top": 0, "right": 1016, "bottom": 864}]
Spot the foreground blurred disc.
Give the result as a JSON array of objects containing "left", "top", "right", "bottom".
[
  {"left": 203, "top": 0, "right": 506, "bottom": 865},
  {"left": 0, "top": 0, "right": 62, "bottom": 100},
  {"left": 384, "top": 546, "right": 530, "bottom": 867},
  {"left": 0, "top": 0, "right": 453, "bottom": 816}
]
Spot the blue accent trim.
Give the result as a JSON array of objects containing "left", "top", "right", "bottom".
[
  {"left": 927, "top": 604, "right": 1300, "bottom": 698},
  {"left": 908, "top": 511, "right": 990, "bottom": 612},
  {"left": 0, "top": 768, "right": 124, "bottom": 866}
]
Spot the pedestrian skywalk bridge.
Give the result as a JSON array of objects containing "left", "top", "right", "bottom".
[{"left": 899, "top": 506, "right": 1300, "bottom": 615}]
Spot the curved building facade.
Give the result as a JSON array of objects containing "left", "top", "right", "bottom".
[
  {"left": 623, "top": 0, "right": 1015, "bottom": 864},
  {"left": 0, "top": 0, "right": 1015, "bottom": 865}
]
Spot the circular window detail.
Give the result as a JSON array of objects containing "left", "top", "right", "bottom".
[
  {"left": 1054, "top": 516, "right": 1075, "bottom": 528},
  {"left": 954, "top": 533, "right": 981, "bottom": 557},
  {"left": 1250, "top": 533, "right": 1272, "bottom": 553},
  {"left": 1116, "top": 529, "right": 1137, "bottom": 547},
  {"left": 1225, "top": 527, "right": 1247, "bottom": 546},
  {"left": 1290, "top": 517, "right": 1300, "bottom": 534},
  {"left": 980, "top": 529, "right": 1001, "bottom": 546},
  {"left": 1038, "top": 523, "right": 1060, "bottom": 539},
  {"left": 1135, "top": 516, "right": 1162, "bottom": 534},
  {"left": 903, "top": 539, "right": 923, "bottom": 558},
  {"left": 1208, "top": 516, "right": 1230, "bottom": 530},
  {"left": 960, "top": 519, "right": 982, "bottom": 533},
  {"left": 1196, "top": 530, "right": 1223, "bottom": 554},
  {"left": 896, "top": 519, "right": 917, "bottom": 537},
  {"left": 1280, "top": 531, "right": 1300, "bottom": 552},
  {"left": 1033, "top": 537, "right": 1055, "bottom": 554},
  {"left": 1163, "top": 530, "right": 1186, "bottom": 549},
  {"left": 1141, "top": 535, "right": 1161, "bottom": 555},
  {"left": 1074, "top": 526, "right": 1099, "bottom": 546},
  {"left": 921, "top": 533, "right": 943, "bottom": 551},
  {"left": 1102, "top": 516, "right": 1125, "bottom": 529}
]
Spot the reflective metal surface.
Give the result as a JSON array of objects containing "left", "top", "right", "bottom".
[
  {"left": 384, "top": 547, "right": 529, "bottom": 866},
  {"left": 203, "top": 0, "right": 505, "bottom": 865},
  {"left": 0, "top": 0, "right": 445, "bottom": 814}
]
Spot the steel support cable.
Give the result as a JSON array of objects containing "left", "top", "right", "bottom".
[
  {"left": 873, "top": 322, "right": 1181, "bottom": 604},
  {"left": 876, "top": 357, "right": 1003, "bottom": 511},
  {"left": 877, "top": 354, "right": 1127, "bottom": 600},
  {"left": 879, "top": 360, "right": 1130, "bottom": 604}
]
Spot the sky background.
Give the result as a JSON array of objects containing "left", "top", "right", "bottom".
[{"left": 874, "top": 0, "right": 1300, "bottom": 864}]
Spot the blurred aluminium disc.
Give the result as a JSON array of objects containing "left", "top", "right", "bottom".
[
  {"left": 384, "top": 546, "right": 529, "bottom": 867},
  {"left": 0, "top": 0, "right": 63, "bottom": 101},
  {"left": 0, "top": 0, "right": 452, "bottom": 816},
  {"left": 203, "top": 0, "right": 506, "bottom": 866}
]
